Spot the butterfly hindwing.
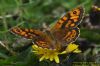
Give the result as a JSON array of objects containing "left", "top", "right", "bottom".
[{"left": 51, "top": 27, "right": 80, "bottom": 46}]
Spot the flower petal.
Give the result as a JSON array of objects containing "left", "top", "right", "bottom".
[
  {"left": 39, "top": 55, "right": 45, "bottom": 61},
  {"left": 32, "top": 45, "right": 38, "bottom": 50},
  {"left": 54, "top": 54, "right": 59, "bottom": 63},
  {"left": 65, "top": 44, "right": 79, "bottom": 53},
  {"left": 73, "top": 48, "right": 81, "bottom": 53},
  {"left": 45, "top": 54, "right": 49, "bottom": 59},
  {"left": 50, "top": 55, "right": 54, "bottom": 61},
  {"left": 60, "top": 51, "right": 67, "bottom": 54}
]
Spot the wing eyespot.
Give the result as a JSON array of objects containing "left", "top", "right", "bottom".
[{"left": 72, "top": 11, "right": 77, "bottom": 15}]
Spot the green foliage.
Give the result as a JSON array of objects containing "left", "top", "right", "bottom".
[{"left": 81, "top": 28, "right": 100, "bottom": 44}]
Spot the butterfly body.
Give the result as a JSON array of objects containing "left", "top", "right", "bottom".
[{"left": 10, "top": 6, "right": 85, "bottom": 50}]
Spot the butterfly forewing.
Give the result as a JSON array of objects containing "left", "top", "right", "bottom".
[
  {"left": 51, "top": 6, "right": 84, "bottom": 30},
  {"left": 10, "top": 27, "right": 55, "bottom": 49}
]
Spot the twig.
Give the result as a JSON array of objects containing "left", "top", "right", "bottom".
[
  {"left": 0, "top": 14, "right": 14, "bottom": 19},
  {"left": 0, "top": 41, "right": 16, "bottom": 55}
]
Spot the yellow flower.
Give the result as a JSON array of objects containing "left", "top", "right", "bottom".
[
  {"left": 61, "top": 44, "right": 81, "bottom": 54},
  {"left": 32, "top": 44, "right": 81, "bottom": 63},
  {"left": 32, "top": 45, "right": 59, "bottom": 63}
]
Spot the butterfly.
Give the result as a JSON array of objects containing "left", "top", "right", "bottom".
[{"left": 10, "top": 6, "right": 85, "bottom": 50}]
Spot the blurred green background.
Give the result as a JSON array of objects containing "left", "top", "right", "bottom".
[{"left": 0, "top": 0, "right": 100, "bottom": 66}]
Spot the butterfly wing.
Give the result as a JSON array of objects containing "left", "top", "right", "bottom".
[
  {"left": 52, "top": 27, "right": 80, "bottom": 46},
  {"left": 51, "top": 6, "right": 84, "bottom": 46},
  {"left": 52, "top": 6, "right": 84, "bottom": 30},
  {"left": 10, "top": 27, "right": 55, "bottom": 49}
]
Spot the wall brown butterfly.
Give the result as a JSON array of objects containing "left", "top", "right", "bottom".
[{"left": 10, "top": 6, "right": 85, "bottom": 50}]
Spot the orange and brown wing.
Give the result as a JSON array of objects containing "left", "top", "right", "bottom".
[
  {"left": 10, "top": 27, "right": 55, "bottom": 49},
  {"left": 51, "top": 6, "right": 84, "bottom": 30},
  {"left": 11, "top": 27, "right": 39, "bottom": 39},
  {"left": 51, "top": 6, "right": 84, "bottom": 46},
  {"left": 52, "top": 27, "right": 80, "bottom": 46}
]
